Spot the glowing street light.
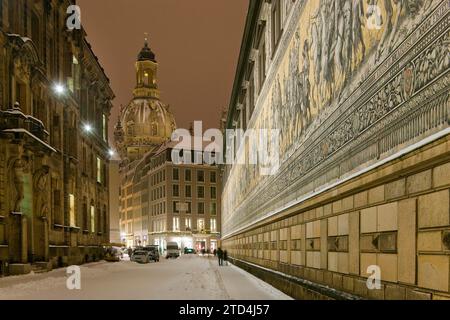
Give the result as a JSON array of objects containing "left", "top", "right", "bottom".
[
  {"left": 83, "top": 123, "right": 93, "bottom": 133},
  {"left": 108, "top": 149, "right": 115, "bottom": 157},
  {"left": 53, "top": 83, "right": 65, "bottom": 95}
]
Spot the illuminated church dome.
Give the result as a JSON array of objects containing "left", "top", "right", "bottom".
[{"left": 115, "top": 36, "right": 176, "bottom": 164}]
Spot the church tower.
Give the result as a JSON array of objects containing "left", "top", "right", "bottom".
[
  {"left": 133, "top": 37, "right": 159, "bottom": 99},
  {"left": 114, "top": 36, "right": 176, "bottom": 165}
]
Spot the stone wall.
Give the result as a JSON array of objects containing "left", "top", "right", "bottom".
[
  {"left": 223, "top": 134, "right": 450, "bottom": 300},
  {"left": 222, "top": 0, "right": 450, "bottom": 239},
  {"left": 222, "top": 0, "right": 450, "bottom": 300}
]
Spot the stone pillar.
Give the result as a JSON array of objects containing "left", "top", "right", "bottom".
[
  {"left": 21, "top": 215, "right": 27, "bottom": 263},
  {"left": 8, "top": 214, "right": 21, "bottom": 263},
  {"left": 43, "top": 219, "right": 49, "bottom": 261},
  {"left": 27, "top": 215, "right": 34, "bottom": 263}
]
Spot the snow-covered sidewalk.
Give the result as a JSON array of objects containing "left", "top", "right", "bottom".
[{"left": 0, "top": 255, "right": 292, "bottom": 300}]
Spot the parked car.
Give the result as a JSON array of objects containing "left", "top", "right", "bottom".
[
  {"left": 133, "top": 246, "right": 144, "bottom": 253},
  {"left": 184, "top": 248, "right": 195, "bottom": 254},
  {"left": 103, "top": 244, "right": 124, "bottom": 262},
  {"left": 105, "top": 248, "right": 121, "bottom": 262},
  {"left": 132, "top": 250, "right": 150, "bottom": 264},
  {"left": 166, "top": 242, "right": 180, "bottom": 259},
  {"left": 142, "top": 246, "right": 160, "bottom": 262}
]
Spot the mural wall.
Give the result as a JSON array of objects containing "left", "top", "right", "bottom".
[{"left": 223, "top": 0, "right": 449, "bottom": 237}]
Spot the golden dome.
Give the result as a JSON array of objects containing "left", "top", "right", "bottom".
[
  {"left": 122, "top": 98, "right": 175, "bottom": 139},
  {"left": 114, "top": 37, "right": 177, "bottom": 164}
]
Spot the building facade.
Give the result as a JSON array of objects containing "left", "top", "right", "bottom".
[
  {"left": 115, "top": 41, "right": 220, "bottom": 253},
  {"left": 222, "top": 0, "right": 450, "bottom": 299},
  {"left": 0, "top": 0, "right": 114, "bottom": 275},
  {"left": 120, "top": 142, "right": 221, "bottom": 252}
]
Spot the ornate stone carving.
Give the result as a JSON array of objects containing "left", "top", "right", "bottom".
[
  {"left": 223, "top": 0, "right": 450, "bottom": 236},
  {"left": 33, "top": 165, "right": 50, "bottom": 219}
]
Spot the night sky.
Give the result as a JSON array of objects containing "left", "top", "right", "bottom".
[{"left": 77, "top": 0, "right": 249, "bottom": 142}]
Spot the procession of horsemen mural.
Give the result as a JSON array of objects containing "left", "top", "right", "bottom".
[{"left": 224, "top": 0, "right": 439, "bottom": 216}]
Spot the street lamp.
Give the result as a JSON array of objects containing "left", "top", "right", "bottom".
[
  {"left": 53, "top": 83, "right": 66, "bottom": 96},
  {"left": 108, "top": 149, "right": 116, "bottom": 157},
  {"left": 83, "top": 123, "right": 93, "bottom": 133}
]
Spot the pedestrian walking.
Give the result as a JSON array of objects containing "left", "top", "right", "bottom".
[
  {"left": 223, "top": 250, "right": 228, "bottom": 266},
  {"left": 127, "top": 247, "right": 133, "bottom": 260},
  {"left": 217, "top": 247, "right": 223, "bottom": 266},
  {"left": 213, "top": 249, "right": 217, "bottom": 257}
]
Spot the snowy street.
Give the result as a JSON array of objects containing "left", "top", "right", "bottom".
[{"left": 0, "top": 255, "right": 292, "bottom": 300}]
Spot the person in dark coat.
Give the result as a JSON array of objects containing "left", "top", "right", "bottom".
[
  {"left": 213, "top": 249, "right": 217, "bottom": 257},
  {"left": 217, "top": 247, "right": 223, "bottom": 266},
  {"left": 223, "top": 250, "right": 228, "bottom": 266},
  {"left": 127, "top": 247, "right": 133, "bottom": 260}
]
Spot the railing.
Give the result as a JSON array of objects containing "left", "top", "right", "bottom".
[{"left": 0, "top": 105, "right": 51, "bottom": 150}]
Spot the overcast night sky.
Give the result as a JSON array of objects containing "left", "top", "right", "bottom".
[{"left": 77, "top": 0, "right": 249, "bottom": 142}]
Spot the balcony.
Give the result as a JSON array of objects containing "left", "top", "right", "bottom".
[{"left": 0, "top": 104, "right": 55, "bottom": 153}]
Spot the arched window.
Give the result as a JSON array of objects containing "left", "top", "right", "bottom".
[
  {"left": 31, "top": 11, "right": 41, "bottom": 58},
  {"left": 143, "top": 71, "right": 149, "bottom": 86}
]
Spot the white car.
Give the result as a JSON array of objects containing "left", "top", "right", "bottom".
[{"left": 132, "top": 250, "right": 150, "bottom": 264}]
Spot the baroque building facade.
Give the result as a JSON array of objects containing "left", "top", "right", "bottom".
[
  {"left": 222, "top": 0, "right": 450, "bottom": 299},
  {"left": 0, "top": 0, "right": 114, "bottom": 275},
  {"left": 115, "top": 41, "right": 220, "bottom": 253}
]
